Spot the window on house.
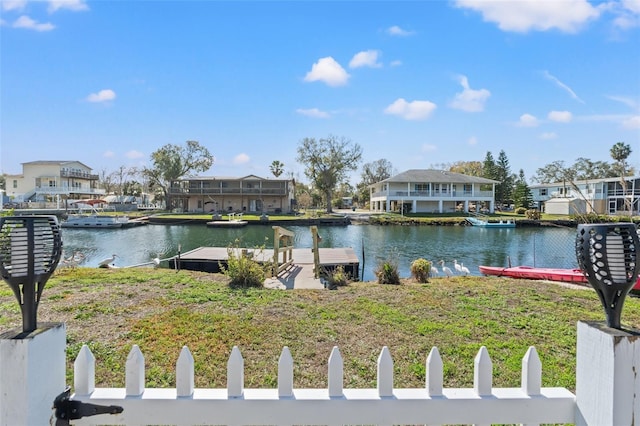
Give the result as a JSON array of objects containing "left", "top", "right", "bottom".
[
  {"left": 463, "top": 184, "right": 472, "bottom": 194},
  {"left": 48, "top": 180, "right": 57, "bottom": 187},
  {"left": 414, "top": 184, "right": 428, "bottom": 191},
  {"left": 540, "top": 189, "right": 548, "bottom": 196},
  {"left": 12, "top": 180, "right": 17, "bottom": 188}
]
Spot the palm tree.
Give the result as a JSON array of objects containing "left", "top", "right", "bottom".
[
  {"left": 270, "top": 161, "right": 284, "bottom": 178},
  {"left": 610, "top": 142, "right": 632, "bottom": 215}
]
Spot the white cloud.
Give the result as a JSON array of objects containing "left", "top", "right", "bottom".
[
  {"left": 296, "top": 108, "right": 330, "bottom": 119},
  {"left": 13, "top": 15, "right": 55, "bottom": 31},
  {"left": 390, "top": 60, "right": 402, "bottom": 67},
  {"left": 126, "top": 150, "right": 145, "bottom": 160},
  {"left": 48, "top": 0, "right": 89, "bottom": 13},
  {"left": 540, "top": 132, "right": 558, "bottom": 140},
  {"left": 453, "top": 0, "right": 600, "bottom": 33},
  {"left": 103, "top": 150, "right": 115, "bottom": 158},
  {"left": 387, "top": 25, "right": 414, "bottom": 36},
  {"left": 468, "top": 136, "right": 478, "bottom": 146},
  {"left": 2, "top": 0, "right": 27, "bottom": 11},
  {"left": 623, "top": 115, "right": 640, "bottom": 129},
  {"left": 542, "top": 71, "right": 585, "bottom": 103},
  {"left": 384, "top": 98, "right": 437, "bottom": 121},
  {"left": 86, "top": 89, "right": 116, "bottom": 103},
  {"left": 518, "top": 113, "right": 539, "bottom": 127},
  {"left": 611, "top": 0, "right": 640, "bottom": 29},
  {"left": 349, "top": 50, "right": 382, "bottom": 69},
  {"left": 607, "top": 95, "right": 639, "bottom": 110},
  {"left": 233, "top": 153, "right": 250, "bottom": 165},
  {"left": 422, "top": 144, "right": 437, "bottom": 152},
  {"left": 449, "top": 75, "right": 490, "bottom": 112},
  {"left": 548, "top": 110, "right": 573, "bottom": 123},
  {"left": 303, "top": 57, "right": 350, "bottom": 87}
]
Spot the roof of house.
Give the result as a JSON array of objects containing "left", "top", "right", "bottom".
[
  {"left": 180, "top": 174, "right": 288, "bottom": 181},
  {"left": 377, "top": 169, "right": 499, "bottom": 185},
  {"left": 529, "top": 175, "right": 640, "bottom": 188},
  {"left": 22, "top": 160, "right": 93, "bottom": 170}
]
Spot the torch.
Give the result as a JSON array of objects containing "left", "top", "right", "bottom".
[
  {"left": 0, "top": 216, "right": 63, "bottom": 333},
  {"left": 576, "top": 223, "right": 640, "bottom": 329}
]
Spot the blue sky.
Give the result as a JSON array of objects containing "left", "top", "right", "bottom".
[{"left": 1, "top": 0, "right": 639, "bottom": 185}]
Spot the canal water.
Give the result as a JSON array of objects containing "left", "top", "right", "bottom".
[{"left": 60, "top": 223, "right": 579, "bottom": 281}]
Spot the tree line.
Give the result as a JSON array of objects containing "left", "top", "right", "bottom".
[{"left": 0, "top": 138, "right": 632, "bottom": 214}]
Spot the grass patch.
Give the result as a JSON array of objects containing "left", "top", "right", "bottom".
[{"left": 0, "top": 267, "right": 632, "bottom": 392}]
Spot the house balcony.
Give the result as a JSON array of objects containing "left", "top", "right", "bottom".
[
  {"left": 35, "top": 187, "right": 106, "bottom": 196},
  {"left": 60, "top": 170, "right": 99, "bottom": 180},
  {"left": 170, "top": 187, "right": 287, "bottom": 196},
  {"left": 371, "top": 190, "right": 494, "bottom": 199}
]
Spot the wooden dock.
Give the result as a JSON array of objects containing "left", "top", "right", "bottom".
[{"left": 170, "top": 246, "right": 360, "bottom": 282}]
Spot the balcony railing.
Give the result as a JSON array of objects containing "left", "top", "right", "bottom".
[
  {"left": 371, "top": 190, "right": 494, "bottom": 199},
  {"left": 170, "top": 187, "right": 287, "bottom": 196},
  {"left": 35, "top": 187, "right": 106, "bottom": 195},
  {"left": 60, "top": 170, "right": 99, "bottom": 180}
]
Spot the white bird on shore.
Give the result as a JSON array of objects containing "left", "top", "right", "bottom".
[
  {"left": 430, "top": 264, "right": 439, "bottom": 277},
  {"left": 454, "top": 259, "right": 463, "bottom": 274},
  {"left": 98, "top": 254, "right": 117, "bottom": 268},
  {"left": 439, "top": 260, "right": 453, "bottom": 278},
  {"left": 460, "top": 263, "right": 470, "bottom": 276}
]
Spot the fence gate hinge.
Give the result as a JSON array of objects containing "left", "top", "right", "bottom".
[{"left": 52, "top": 386, "right": 123, "bottom": 426}]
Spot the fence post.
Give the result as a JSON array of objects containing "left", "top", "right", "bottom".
[
  {"left": 575, "top": 320, "right": 640, "bottom": 425},
  {"left": 0, "top": 322, "right": 66, "bottom": 426}
]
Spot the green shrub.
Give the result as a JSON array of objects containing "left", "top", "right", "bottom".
[
  {"left": 515, "top": 207, "right": 527, "bottom": 215},
  {"left": 410, "top": 258, "right": 431, "bottom": 283},
  {"left": 326, "top": 265, "right": 349, "bottom": 290},
  {"left": 525, "top": 209, "right": 541, "bottom": 220},
  {"left": 220, "top": 240, "right": 267, "bottom": 288},
  {"left": 375, "top": 259, "right": 400, "bottom": 285}
]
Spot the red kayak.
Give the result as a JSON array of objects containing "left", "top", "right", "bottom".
[{"left": 479, "top": 265, "right": 640, "bottom": 290}]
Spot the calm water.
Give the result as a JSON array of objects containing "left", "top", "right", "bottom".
[{"left": 60, "top": 223, "right": 579, "bottom": 281}]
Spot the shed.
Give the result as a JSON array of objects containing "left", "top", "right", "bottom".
[{"left": 544, "top": 197, "right": 586, "bottom": 215}]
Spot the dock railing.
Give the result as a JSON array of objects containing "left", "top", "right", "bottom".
[
  {"left": 272, "top": 226, "right": 294, "bottom": 277},
  {"left": 311, "top": 225, "right": 322, "bottom": 278}
]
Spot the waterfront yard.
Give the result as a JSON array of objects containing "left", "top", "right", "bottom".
[{"left": 2, "top": 267, "right": 639, "bottom": 392}]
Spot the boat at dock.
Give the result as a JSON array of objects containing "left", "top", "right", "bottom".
[
  {"left": 61, "top": 199, "right": 147, "bottom": 229},
  {"left": 466, "top": 216, "right": 516, "bottom": 228},
  {"left": 206, "top": 213, "right": 248, "bottom": 228}
]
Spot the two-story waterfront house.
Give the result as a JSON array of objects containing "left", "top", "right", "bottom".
[
  {"left": 169, "top": 175, "right": 294, "bottom": 214},
  {"left": 369, "top": 169, "right": 499, "bottom": 214},
  {"left": 530, "top": 176, "right": 640, "bottom": 215},
  {"left": 4, "top": 160, "right": 105, "bottom": 204}
]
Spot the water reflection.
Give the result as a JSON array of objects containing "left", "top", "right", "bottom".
[{"left": 61, "top": 223, "right": 577, "bottom": 281}]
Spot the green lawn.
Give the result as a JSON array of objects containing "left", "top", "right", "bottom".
[{"left": 2, "top": 267, "right": 637, "bottom": 392}]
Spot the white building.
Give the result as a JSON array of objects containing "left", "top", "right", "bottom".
[
  {"left": 530, "top": 175, "right": 640, "bottom": 215},
  {"left": 4, "top": 160, "right": 105, "bottom": 203},
  {"left": 369, "top": 169, "right": 498, "bottom": 214}
]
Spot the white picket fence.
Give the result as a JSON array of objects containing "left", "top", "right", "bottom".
[{"left": 71, "top": 343, "right": 576, "bottom": 425}]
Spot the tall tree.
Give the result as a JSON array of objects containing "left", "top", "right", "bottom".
[
  {"left": 357, "top": 159, "right": 394, "bottom": 204},
  {"left": 270, "top": 160, "right": 285, "bottom": 178},
  {"left": 494, "top": 150, "right": 514, "bottom": 206},
  {"left": 532, "top": 160, "right": 571, "bottom": 184},
  {"left": 448, "top": 161, "right": 484, "bottom": 177},
  {"left": 513, "top": 169, "right": 533, "bottom": 209},
  {"left": 296, "top": 135, "right": 362, "bottom": 213},
  {"left": 142, "top": 140, "right": 214, "bottom": 210},
  {"left": 610, "top": 141, "right": 633, "bottom": 214}
]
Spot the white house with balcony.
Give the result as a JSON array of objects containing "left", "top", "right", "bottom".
[
  {"left": 4, "top": 160, "right": 105, "bottom": 204},
  {"left": 369, "top": 169, "right": 498, "bottom": 214},
  {"left": 530, "top": 175, "right": 640, "bottom": 215}
]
